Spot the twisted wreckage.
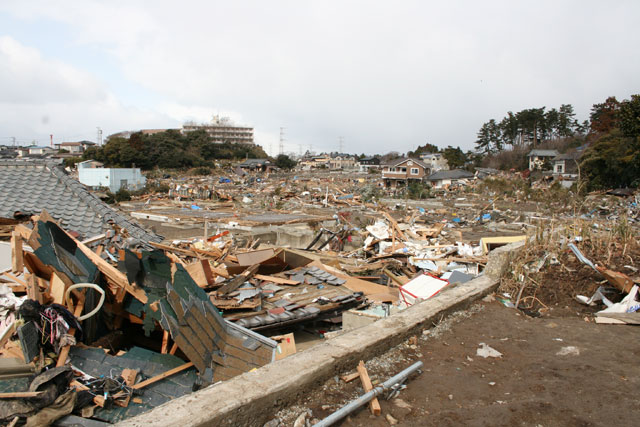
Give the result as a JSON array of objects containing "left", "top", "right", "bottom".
[{"left": 0, "top": 161, "right": 507, "bottom": 425}]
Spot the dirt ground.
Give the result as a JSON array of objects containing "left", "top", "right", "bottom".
[{"left": 270, "top": 300, "right": 640, "bottom": 427}]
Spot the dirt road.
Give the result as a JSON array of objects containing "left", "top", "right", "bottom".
[{"left": 271, "top": 301, "right": 640, "bottom": 427}]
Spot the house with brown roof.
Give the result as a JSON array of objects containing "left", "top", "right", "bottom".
[{"left": 381, "top": 158, "right": 430, "bottom": 187}]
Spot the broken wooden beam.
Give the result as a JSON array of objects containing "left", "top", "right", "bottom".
[
  {"left": 132, "top": 362, "right": 194, "bottom": 390},
  {"left": 10, "top": 231, "right": 23, "bottom": 273},
  {"left": 357, "top": 360, "right": 381, "bottom": 416},
  {"left": 217, "top": 264, "right": 259, "bottom": 296}
]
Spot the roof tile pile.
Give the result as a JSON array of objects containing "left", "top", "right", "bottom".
[{"left": 0, "top": 160, "right": 161, "bottom": 243}]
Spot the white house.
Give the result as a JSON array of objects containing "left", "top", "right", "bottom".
[
  {"left": 26, "top": 146, "right": 57, "bottom": 156},
  {"left": 527, "top": 149, "right": 559, "bottom": 171},
  {"left": 78, "top": 160, "right": 146, "bottom": 193},
  {"left": 419, "top": 153, "right": 449, "bottom": 172}
]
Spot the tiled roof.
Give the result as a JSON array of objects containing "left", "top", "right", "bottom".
[
  {"left": 382, "top": 157, "right": 429, "bottom": 168},
  {"left": 427, "top": 169, "right": 475, "bottom": 180},
  {"left": 0, "top": 160, "right": 161, "bottom": 243},
  {"left": 527, "top": 149, "right": 559, "bottom": 157}
]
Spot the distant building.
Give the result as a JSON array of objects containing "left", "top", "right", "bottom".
[
  {"left": 182, "top": 115, "right": 254, "bottom": 145},
  {"left": 329, "top": 154, "right": 357, "bottom": 170},
  {"left": 552, "top": 152, "right": 581, "bottom": 188},
  {"left": 419, "top": 153, "right": 449, "bottom": 172},
  {"left": 527, "top": 149, "right": 559, "bottom": 171},
  {"left": 299, "top": 154, "right": 331, "bottom": 170},
  {"left": 358, "top": 156, "right": 381, "bottom": 172},
  {"left": 381, "top": 158, "right": 430, "bottom": 187},
  {"left": 426, "top": 169, "right": 475, "bottom": 189},
  {"left": 78, "top": 160, "right": 146, "bottom": 193},
  {"left": 237, "top": 158, "right": 274, "bottom": 172},
  {"left": 54, "top": 141, "right": 96, "bottom": 154}
]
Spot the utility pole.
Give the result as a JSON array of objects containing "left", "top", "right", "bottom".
[{"left": 279, "top": 127, "right": 285, "bottom": 155}]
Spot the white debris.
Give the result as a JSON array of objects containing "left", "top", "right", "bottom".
[
  {"left": 556, "top": 346, "right": 580, "bottom": 356},
  {"left": 476, "top": 343, "right": 503, "bottom": 358}
]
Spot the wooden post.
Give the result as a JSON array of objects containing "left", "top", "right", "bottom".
[
  {"left": 10, "top": 231, "right": 23, "bottom": 273},
  {"left": 56, "top": 296, "right": 84, "bottom": 367},
  {"left": 25, "top": 273, "right": 42, "bottom": 304},
  {"left": 161, "top": 330, "right": 170, "bottom": 354}
]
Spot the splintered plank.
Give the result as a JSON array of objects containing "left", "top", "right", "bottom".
[
  {"left": 341, "top": 371, "right": 360, "bottom": 383},
  {"left": 13, "top": 224, "right": 32, "bottom": 240},
  {"left": 56, "top": 296, "right": 84, "bottom": 367},
  {"left": 254, "top": 274, "right": 301, "bottom": 285},
  {"left": 25, "top": 273, "right": 42, "bottom": 304},
  {"left": 217, "top": 264, "right": 259, "bottom": 296},
  {"left": 50, "top": 272, "right": 67, "bottom": 305},
  {"left": 357, "top": 360, "right": 381, "bottom": 416},
  {"left": 114, "top": 369, "right": 138, "bottom": 407},
  {"left": 383, "top": 211, "right": 406, "bottom": 241},
  {"left": 132, "top": 362, "right": 194, "bottom": 390},
  {"left": 71, "top": 233, "right": 148, "bottom": 304},
  {"left": 0, "top": 391, "right": 44, "bottom": 398}
]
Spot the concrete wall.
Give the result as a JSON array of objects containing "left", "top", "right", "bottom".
[{"left": 118, "top": 241, "right": 524, "bottom": 427}]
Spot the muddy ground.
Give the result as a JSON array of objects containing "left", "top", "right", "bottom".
[{"left": 269, "top": 300, "right": 640, "bottom": 427}]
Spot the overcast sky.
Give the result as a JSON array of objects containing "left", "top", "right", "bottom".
[{"left": 1, "top": 1, "right": 639, "bottom": 155}]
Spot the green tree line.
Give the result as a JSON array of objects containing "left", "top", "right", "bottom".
[
  {"left": 475, "top": 104, "right": 587, "bottom": 155},
  {"left": 83, "top": 129, "right": 268, "bottom": 170}
]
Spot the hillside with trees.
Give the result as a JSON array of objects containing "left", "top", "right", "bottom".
[
  {"left": 83, "top": 130, "right": 268, "bottom": 170},
  {"left": 472, "top": 95, "right": 640, "bottom": 189},
  {"left": 581, "top": 95, "right": 640, "bottom": 189}
]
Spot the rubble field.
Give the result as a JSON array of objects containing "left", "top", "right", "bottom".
[{"left": 0, "top": 165, "right": 638, "bottom": 426}]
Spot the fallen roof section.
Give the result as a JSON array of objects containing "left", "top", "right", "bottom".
[{"left": 117, "top": 240, "right": 525, "bottom": 427}]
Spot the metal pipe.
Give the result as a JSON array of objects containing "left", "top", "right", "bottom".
[{"left": 315, "top": 361, "right": 423, "bottom": 427}]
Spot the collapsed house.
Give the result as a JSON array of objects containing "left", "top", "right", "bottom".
[{"left": 1, "top": 159, "right": 635, "bottom": 425}]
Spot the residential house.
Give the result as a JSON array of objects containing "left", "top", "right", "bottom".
[
  {"left": 78, "top": 160, "right": 146, "bottom": 193},
  {"left": 552, "top": 152, "right": 581, "bottom": 188},
  {"left": 419, "top": 153, "right": 449, "bottom": 172},
  {"left": 237, "top": 158, "right": 275, "bottom": 172},
  {"left": 381, "top": 158, "right": 430, "bottom": 188},
  {"left": 26, "top": 146, "right": 57, "bottom": 156},
  {"left": 299, "top": 154, "right": 331, "bottom": 170},
  {"left": 358, "top": 156, "right": 380, "bottom": 172},
  {"left": 527, "top": 149, "right": 559, "bottom": 171},
  {"left": 426, "top": 169, "right": 475, "bottom": 189},
  {"left": 329, "top": 155, "right": 357, "bottom": 170},
  {"left": 54, "top": 141, "right": 96, "bottom": 154}
]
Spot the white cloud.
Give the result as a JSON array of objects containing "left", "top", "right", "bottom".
[
  {"left": 0, "top": 36, "right": 105, "bottom": 104},
  {"left": 1, "top": 1, "right": 640, "bottom": 153},
  {"left": 0, "top": 36, "right": 173, "bottom": 144}
]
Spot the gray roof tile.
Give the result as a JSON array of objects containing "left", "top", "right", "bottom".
[{"left": 0, "top": 160, "right": 162, "bottom": 243}]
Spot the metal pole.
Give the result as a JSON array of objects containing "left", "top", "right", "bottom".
[{"left": 315, "top": 361, "right": 423, "bottom": 427}]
